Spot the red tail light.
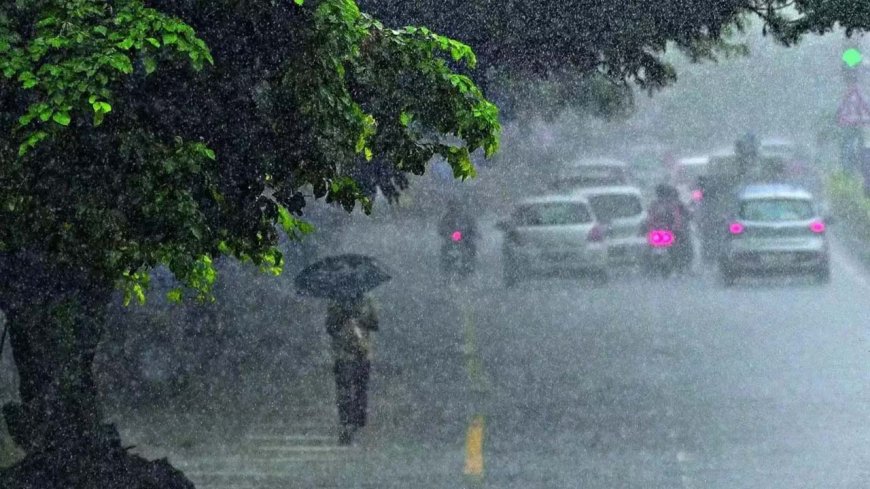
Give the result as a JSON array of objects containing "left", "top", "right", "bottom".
[
  {"left": 451, "top": 230, "right": 463, "bottom": 242},
  {"left": 729, "top": 222, "right": 745, "bottom": 235},
  {"left": 691, "top": 189, "right": 704, "bottom": 202},
  {"left": 587, "top": 225, "right": 605, "bottom": 242},
  {"left": 647, "top": 229, "right": 675, "bottom": 247},
  {"left": 809, "top": 220, "right": 826, "bottom": 234}
]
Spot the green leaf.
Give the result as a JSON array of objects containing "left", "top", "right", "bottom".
[
  {"left": 143, "top": 57, "right": 157, "bottom": 74},
  {"left": 162, "top": 33, "right": 178, "bottom": 45},
  {"left": 108, "top": 54, "right": 133, "bottom": 74},
  {"left": 166, "top": 288, "right": 183, "bottom": 303},
  {"left": 399, "top": 112, "right": 412, "bottom": 126},
  {"left": 116, "top": 38, "right": 134, "bottom": 50},
  {"left": 294, "top": 0, "right": 304, "bottom": 4},
  {"left": 52, "top": 111, "right": 71, "bottom": 126}
]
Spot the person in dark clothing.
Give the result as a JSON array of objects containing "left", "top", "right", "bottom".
[
  {"left": 648, "top": 184, "right": 693, "bottom": 273},
  {"left": 325, "top": 293, "right": 378, "bottom": 445}
]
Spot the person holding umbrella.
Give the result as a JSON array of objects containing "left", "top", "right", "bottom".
[
  {"left": 294, "top": 254, "right": 390, "bottom": 445},
  {"left": 325, "top": 292, "right": 378, "bottom": 444}
]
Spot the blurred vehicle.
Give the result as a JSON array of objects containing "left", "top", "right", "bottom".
[
  {"left": 619, "top": 143, "right": 670, "bottom": 191},
  {"left": 441, "top": 228, "right": 476, "bottom": 279},
  {"left": 758, "top": 137, "right": 822, "bottom": 195},
  {"left": 671, "top": 155, "right": 711, "bottom": 207},
  {"left": 644, "top": 228, "right": 678, "bottom": 276},
  {"left": 497, "top": 195, "right": 608, "bottom": 287},
  {"left": 549, "top": 157, "right": 632, "bottom": 192},
  {"left": 643, "top": 184, "right": 693, "bottom": 276},
  {"left": 438, "top": 199, "right": 478, "bottom": 279},
  {"left": 570, "top": 186, "right": 647, "bottom": 266},
  {"left": 719, "top": 184, "right": 830, "bottom": 286}
]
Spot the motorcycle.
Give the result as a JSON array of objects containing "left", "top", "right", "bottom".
[
  {"left": 644, "top": 228, "right": 678, "bottom": 277},
  {"left": 441, "top": 229, "right": 476, "bottom": 279}
]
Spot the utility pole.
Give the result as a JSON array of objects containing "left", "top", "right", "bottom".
[{"left": 839, "top": 38, "right": 868, "bottom": 171}]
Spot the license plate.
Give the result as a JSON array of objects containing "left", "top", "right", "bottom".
[{"left": 651, "top": 247, "right": 669, "bottom": 255}]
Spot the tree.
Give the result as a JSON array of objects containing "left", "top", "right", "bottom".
[
  {"left": 361, "top": 0, "right": 870, "bottom": 113},
  {"left": 0, "top": 0, "right": 498, "bottom": 486}
]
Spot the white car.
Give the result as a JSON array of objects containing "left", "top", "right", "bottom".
[
  {"left": 569, "top": 186, "right": 647, "bottom": 266},
  {"left": 549, "top": 157, "right": 632, "bottom": 191},
  {"left": 719, "top": 184, "right": 830, "bottom": 285},
  {"left": 671, "top": 155, "right": 710, "bottom": 205},
  {"left": 498, "top": 195, "right": 609, "bottom": 286}
]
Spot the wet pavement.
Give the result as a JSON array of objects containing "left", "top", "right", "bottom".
[{"left": 145, "top": 217, "right": 870, "bottom": 488}]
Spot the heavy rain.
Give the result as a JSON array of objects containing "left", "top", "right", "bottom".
[{"left": 0, "top": 1, "right": 869, "bottom": 488}]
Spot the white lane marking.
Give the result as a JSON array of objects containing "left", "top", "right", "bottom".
[
  {"left": 257, "top": 445, "right": 349, "bottom": 452},
  {"left": 245, "top": 434, "right": 333, "bottom": 442}
]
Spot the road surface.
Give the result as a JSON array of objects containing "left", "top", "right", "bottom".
[{"left": 139, "top": 217, "right": 870, "bottom": 489}]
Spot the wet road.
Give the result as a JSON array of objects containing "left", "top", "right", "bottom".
[{"left": 172, "top": 218, "right": 870, "bottom": 488}]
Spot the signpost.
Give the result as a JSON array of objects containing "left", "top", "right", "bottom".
[{"left": 838, "top": 44, "right": 870, "bottom": 172}]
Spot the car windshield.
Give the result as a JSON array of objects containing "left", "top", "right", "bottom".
[
  {"left": 513, "top": 202, "right": 592, "bottom": 226},
  {"left": 739, "top": 198, "right": 814, "bottom": 221},
  {"left": 586, "top": 194, "right": 643, "bottom": 221},
  {"left": 550, "top": 167, "right": 628, "bottom": 190}
]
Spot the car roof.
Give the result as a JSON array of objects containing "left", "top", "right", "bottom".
[
  {"left": 516, "top": 194, "right": 593, "bottom": 206},
  {"left": 676, "top": 156, "right": 710, "bottom": 166},
  {"left": 569, "top": 185, "right": 643, "bottom": 197},
  {"left": 738, "top": 184, "right": 813, "bottom": 200},
  {"left": 760, "top": 137, "right": 795, "bottom": 147},
  {"left": 563, "top": 157, "right": 628, "bottom": 168}
]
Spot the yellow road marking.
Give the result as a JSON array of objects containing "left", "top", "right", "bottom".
[{"left": 464, "top": 415, "right": 485, "bottom": 477}]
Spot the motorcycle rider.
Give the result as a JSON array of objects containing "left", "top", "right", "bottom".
[
  {"left": 647, "top": 184, "right": 693, "bottom": 273},
  {"left": 438, "top": 198, "right": 478, "bottom": 274}
]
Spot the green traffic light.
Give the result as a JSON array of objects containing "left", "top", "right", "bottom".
[{"left": 843, "top": 48, "right": 863, "bottom": 68}]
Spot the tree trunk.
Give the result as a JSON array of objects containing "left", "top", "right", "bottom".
[{"left": 0, "top": 252, "right": 195, "bottom": 489}]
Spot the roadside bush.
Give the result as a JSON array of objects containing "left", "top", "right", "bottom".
[{"left": 827, "top": 171, "right": 870, "bottom": 252}]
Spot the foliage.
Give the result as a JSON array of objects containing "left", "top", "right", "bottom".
[
  {"left": 362, "top": 0, "right": 870, "bottom": 116},
  {"left": 0, "top": 0, "right": 500, "bottom": 301},
  {"left": 827, "top": 171, "right": 870, "bottom": 245}
]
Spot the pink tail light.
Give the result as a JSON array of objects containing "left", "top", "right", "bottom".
[
  {"left": 809, "top": 220, "right": 826, "bottom": 234},
  {"left": 451, "top": 230, "right": 463, "bottom": 242},
  {"left": 587, "top": 225, "right": 606, "bottom": 243},
  {"left": 647, "top": 229, "right": 675, "bottom": 248},
  {"left": 729, "top": 222, "right": 745, "bottom": 235},
  {"left": 691, "top": 189, "right": 704, "bottom": 202}
]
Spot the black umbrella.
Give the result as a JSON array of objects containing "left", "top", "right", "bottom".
[{"left": 294, "top": 254, "right": 391, "bottom": 299}]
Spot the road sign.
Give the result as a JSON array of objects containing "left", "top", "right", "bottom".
[{"left": 837, "top": 85, "right": 870, "bottom": 126}]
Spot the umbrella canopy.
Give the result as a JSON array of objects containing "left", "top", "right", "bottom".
[{"left": 294, "top": 254, "right": 391, "bottom": 299}]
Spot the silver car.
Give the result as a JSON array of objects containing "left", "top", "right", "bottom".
[
  {"left": 498, "top": 195, "right": 609, "bottom": 286},
  {"left": 570, "top": 186, "right": 648, "bottom": 266},
  {"left": 719, "top": 184, "right": 830, "bottom": 285}
]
